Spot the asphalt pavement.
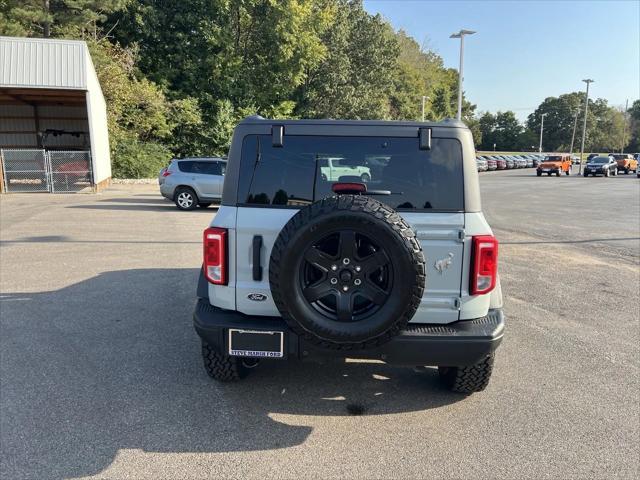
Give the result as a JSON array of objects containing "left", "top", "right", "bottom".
[{"left": 1, "top": 169, "right": 638, "bottom": 479}]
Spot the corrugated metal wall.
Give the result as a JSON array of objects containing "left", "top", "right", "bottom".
[
  {"left": 0, "top": 37, "right": 86, "bottom": 89},
  {"left": 0, "top": 104, "right": 89, "bottom": 149},
  {"left": 0, "top": 37, "right": 111, "bottom": 187}
]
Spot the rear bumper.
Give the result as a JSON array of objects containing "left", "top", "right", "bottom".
[
  {"left": 159, "top": 183, "right": 174, "bottom": 200},
  {"left": 193, "top": 299, "right": 505, "bottom": 366}
]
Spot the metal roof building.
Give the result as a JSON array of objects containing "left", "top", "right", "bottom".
[{"left": 0, "top": 36, "right": 111, "bottom": 192}]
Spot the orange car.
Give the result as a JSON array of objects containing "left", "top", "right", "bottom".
[
  {"left": 610, "top": 154, "right": 638, "bottom": 174},
  {"left": 536, "top": 154, "right": 572, "bottom": 176}
]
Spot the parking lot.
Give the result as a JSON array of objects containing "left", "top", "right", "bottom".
[{"left": 1, "top": 168, "right": 638, "bottom": 479}]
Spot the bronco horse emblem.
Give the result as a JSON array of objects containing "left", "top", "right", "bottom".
[{"left": 434, "top": 253, "right": 454, "bottom": 274}]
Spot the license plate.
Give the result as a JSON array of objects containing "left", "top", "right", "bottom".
[{"left": 228, "top": 329, "right": 284, "bottom": 358}]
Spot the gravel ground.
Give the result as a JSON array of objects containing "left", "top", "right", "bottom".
[{"left": 1, "top": 169, "right": 638, "bottom": 479}]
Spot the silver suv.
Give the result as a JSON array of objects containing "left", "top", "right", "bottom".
[
  {"left": 193, "top": 116, "right": 505, "bottom": 394},
  {"left": 159, "top": 157, "right": 226, "bottom": 210}
]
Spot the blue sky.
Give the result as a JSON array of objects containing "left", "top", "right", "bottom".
[{"left": 363, "top": 0, "right": 640, "bottom": 121}]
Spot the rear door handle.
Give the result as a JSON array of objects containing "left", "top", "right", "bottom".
[{"left": 252, "top": 235, "right": 263, "bottom": 281}]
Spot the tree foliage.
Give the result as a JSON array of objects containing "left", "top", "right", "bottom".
[
  {"left": 0, "top": 0, "right": 503, "bottom": 176},
  {"left": 527, "top": 93, "right": 628, "bottom": 152}
]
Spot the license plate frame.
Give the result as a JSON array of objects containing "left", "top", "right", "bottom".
[{"left": 228, "top": 329, "right": 284, "bottom": 358}]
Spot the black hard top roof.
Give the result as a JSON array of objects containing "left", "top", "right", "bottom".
[{"left": 239, "top": 115, "right": 467, "bottom": 129}]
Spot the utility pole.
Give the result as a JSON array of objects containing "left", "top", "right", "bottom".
[
  {"left": 538, "top": 113, "right": 547, "bottom": 153},
  {"left": 569, "top": 110, "right": 579, "bottom": 155},
  {"left": 450, "top": 29, "right": 476, "bottom": 121},
  {"left": 621, "top": 99, "right": 629, "bottom": 153},
  {"left": 578, "top": 79, "right": 594, "bottom": 175}
]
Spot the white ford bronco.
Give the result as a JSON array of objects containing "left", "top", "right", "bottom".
[{"left": 194, "top": 116, "right": 504, "bottom": 393}]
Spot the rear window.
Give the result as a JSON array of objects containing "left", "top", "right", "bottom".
[{"left": 238, "top": 135, "right": 464, "bottom": 211}]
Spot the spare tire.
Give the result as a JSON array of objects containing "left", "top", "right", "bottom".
[{"left": 269, "top": 195, "right": 425, "bottom": 350}]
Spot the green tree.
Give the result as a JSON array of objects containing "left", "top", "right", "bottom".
[
  {"left": 0, "top": 0, "right": 126, "bottom": 38},
  {"left": 296, "top": 0, "right": 397, "bottom": 119},
  {"left": 625, "top": 100, "right": 640, "bottom": 152},
  {"left": 526, "top": 93, "right": 583, "bottom": 151},
  {"left": 479, "top": 112, "right": 518, "bottom": 151},
  {"left": 526, "top": 92, "right": 627, "bottom": 152}
]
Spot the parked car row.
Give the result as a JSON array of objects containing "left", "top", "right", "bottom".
[
  {"left": 475, "top": 153, "right": 545, "bottom": 172},
  {"left": 583, "top": 153, "right": 639, "bottom": 177}
]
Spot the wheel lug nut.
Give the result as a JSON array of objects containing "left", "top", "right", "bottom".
[
  {"left": 342, "top": 286, "right": 349, "bottom": 292},
  {"left": 331, "top": 265, "right": 337, "bottom": 271},
  {"left": 354, "top": 279, "right": 361, "bottom": 286},
  {"left": 330, "top": 278, "right": 338, "bottom": 285},
  {"left": 355, "top": 266, "right": 361, "bottom": 272},
  {"left": 343, "top": 258, "right": 350, "bottom": 265}
]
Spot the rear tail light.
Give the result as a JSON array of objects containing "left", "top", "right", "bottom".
[
  {"left": 470, "top": 235, "right": 498, "bottom": 295},
  {"left": 162, "top": 170, "right": 171, "bottom": 177},
  {"left": 204, "top": 227, "right": 228, "bottom": 285},
  {"left": 332, "top": 182, "right": 367, "bottom": 194}
]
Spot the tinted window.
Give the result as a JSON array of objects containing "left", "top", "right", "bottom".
[
  {"left": 197, "top": 161, "right": 222, "bottom": 175},
  {"left": 239, "top": 135, "right": 464, "bottom": 211},
  {"left": 177, "top": 160, "right": 195, "bottom": 173}
]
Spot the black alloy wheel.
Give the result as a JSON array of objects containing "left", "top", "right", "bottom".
[{"left": 300, "top": 229, "right": 392, "bottom": 323}]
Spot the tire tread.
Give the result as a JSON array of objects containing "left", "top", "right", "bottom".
[
  {"left": 438, "top": 355, "right": 494, "bottom": 393},
  {"left": 269, "top": 195, "right": 425, "bottom": 351}
]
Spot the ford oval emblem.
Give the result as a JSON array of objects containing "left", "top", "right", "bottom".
[{"left": 247, "top": 293, "right": 268, "bottom": 302}]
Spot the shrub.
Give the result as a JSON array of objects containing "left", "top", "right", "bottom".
[{"left": 111, "top": 138, "right": 172, "bottom": 178}]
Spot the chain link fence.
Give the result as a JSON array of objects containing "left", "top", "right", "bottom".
[
  {"left": 48, "top": 150, "right": 93, "bottom": 193},
  {"left": 1, "top": 149, "right": 92, "bottom": 193},
  {"left": 0, "top": 149, "right": 50, "bottom": 192}
]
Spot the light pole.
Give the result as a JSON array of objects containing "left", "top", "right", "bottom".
[
  {"left": 569, "top": 110, "right": 579, "bottom": 155},
  {"left": 421, "top": 95, "right": 428, "bottom": 122},
  {"left": 578, "top": 79, "right": 594, "bottom": 175},
  {"left": 538, "top": 113, "right": 547, "bottom": 153},
  {"left": 450, "top": 29, "right": 476, "bottom": 121}
]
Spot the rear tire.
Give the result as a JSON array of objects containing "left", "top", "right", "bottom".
[
  {"left": 583, "top": 172, "right": 588, "bottom": 177},
  {"left": 556, "top": 171, "right": 561, "bottom": 177},
  {"left": 438, "top": 355, "right": 494, "bottom": 394},
  {"left": 175, "top": 187, "right": 198, "bottom": 211},
  {"left": 565, "top": 169, "right": 570, "bottom": 175},
  {"left": 625, "top": 168, "right": 629, "bottom": 174},
  {"left": 536, "top": 171, "right": 542, "bottom": 177},
  {"left": 201, "top": 341, "right": 249, "bottom": 381}
]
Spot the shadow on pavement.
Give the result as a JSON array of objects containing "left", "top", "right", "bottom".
[
  {"left": 0, "top": 268, "right": 463, "bottom": 479},
  {"left": 1, "top": 236, "right": 199, "bottom": 245},
  {"left": 99, "top": 198, "right": 170, "bottom": 205},
  {"left": 502, "top": 236, "right": 640, "bottom": 245},
  {"left": 67, "top": 203, "right": 217, "bottom": 212}
]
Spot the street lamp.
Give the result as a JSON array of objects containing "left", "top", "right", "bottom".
[
  {"left": 578, "top": 79, "right": 594, "bottom": 175},
  {"left": 538, "top": 113, "right": 547, "bottom": 153},
  {"left": 450, "top": 29, "right": 476, "bottom": 121}
]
